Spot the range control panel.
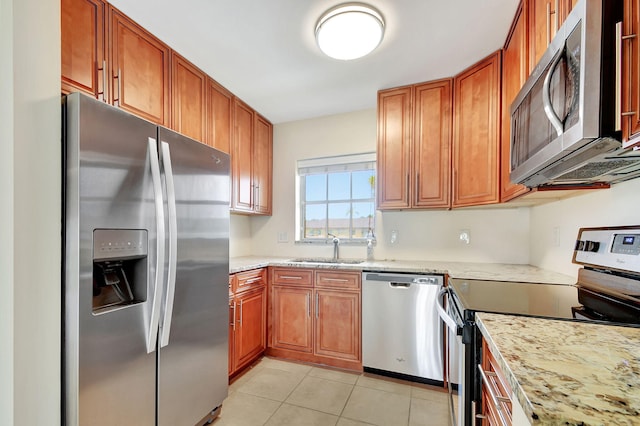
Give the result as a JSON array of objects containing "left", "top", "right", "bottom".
[{"left": 573, "top": 226, "right": 640, "bottom": 274}]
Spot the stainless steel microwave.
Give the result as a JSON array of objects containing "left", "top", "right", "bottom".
[{"left": 510, "top": 0, "right": 640, "bottom": 188}]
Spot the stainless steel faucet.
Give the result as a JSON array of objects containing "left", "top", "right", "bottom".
[{"left": 328, "top": 233, "right": 340, "bottom": 261}]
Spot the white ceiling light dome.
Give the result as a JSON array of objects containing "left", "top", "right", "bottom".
[{"left": 315, "top": 3, "right": 385, "bottom": 61}]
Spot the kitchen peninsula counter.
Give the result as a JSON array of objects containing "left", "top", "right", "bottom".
[
  {"left": 229, "top": 256, "right": 575, "bottom": 284},
  {"left": 476, "top": 312, "right": 640, "bottom": 425}
]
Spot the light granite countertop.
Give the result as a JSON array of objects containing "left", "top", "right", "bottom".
[
  {"left": 229, "top": 256, "right": 575, "bottom": 285},
  {"left": 476, "top": 313, "right": 640, "bottom": 426}
]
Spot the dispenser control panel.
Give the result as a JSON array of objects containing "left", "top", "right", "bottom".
[{"left": 93, "top": 229, "right": 148, "bottom": 260}]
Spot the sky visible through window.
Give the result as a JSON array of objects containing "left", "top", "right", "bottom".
[{"left": 302, "top": 169, "right": 375, "bottom": 240}]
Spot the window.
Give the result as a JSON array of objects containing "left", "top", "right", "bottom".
[{"left": 297, "top": 153, "right": 376, "bottom": 242}]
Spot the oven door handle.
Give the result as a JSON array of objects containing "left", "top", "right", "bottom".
[{"left": 436, "top": 287, "right": 460, "bottom": 333}]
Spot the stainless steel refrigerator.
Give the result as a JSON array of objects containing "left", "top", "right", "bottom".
[{"left": 63, "top": 92, "right": 230, "bottom": 426}]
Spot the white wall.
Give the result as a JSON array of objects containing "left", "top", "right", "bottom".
[
  {"left": 248, "top": 109, "right": 530, "bottom": 264},
  {"left": 0, "top": 0, "right": 14, "bottom": 422},
  {"left": 529, "top": 178, "right": 640, "bottom": 277},
  {"left": 0, "top": 0, "right": 61, "bottom": 424},
  {"left": 230, "top": 215, "right": 253, "bottom": 257}
]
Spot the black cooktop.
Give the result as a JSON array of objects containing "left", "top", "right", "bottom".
[{"left": 449, "top": 278, "right": 580, "bottom": 319}]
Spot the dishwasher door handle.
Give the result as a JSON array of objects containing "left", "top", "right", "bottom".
[{"left": 389, "top": 282, "right": 411, "bottom": 289}]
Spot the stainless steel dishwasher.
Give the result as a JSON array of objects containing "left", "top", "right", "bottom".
[{"left": 362, "top": 272, "right": 443, "bottom": 384}]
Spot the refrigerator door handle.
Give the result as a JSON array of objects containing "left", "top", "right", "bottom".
[
  {"left": 159, "top": 141, "right": 178, "bottom": 348},
  {"left": 147, "top": 137, "right": 165, "bottom": 353}
]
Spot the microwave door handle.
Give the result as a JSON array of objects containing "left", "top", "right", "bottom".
[
  {"left": 542, "top": 50, "right": 565, "bottom": 137},
  {"left": 159, "top": 141, "right": 177, "bottom": 348},
  {"left": 146, "top": 137, "right": 165, "bottom": 354}
]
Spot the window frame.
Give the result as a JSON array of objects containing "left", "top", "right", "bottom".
[{"left": 296, "top": 152, "right": 376, "bottom": 244}]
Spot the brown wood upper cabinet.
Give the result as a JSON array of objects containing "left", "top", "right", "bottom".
[
  {"left": 61, "top": 1, "right": 171, "bottom": 126},
  {"left": 206, "top": 79, "right": 233, "bottom": 153},
  {"left": 377, "top": 80, "right": 452, "bottom": 209},
  {"left": 622, "top": 0, "right": 640, "bottom": 148},
  {"left": 61, "top": 0, "right": 107, "bottom": 100},
  {"left": 231, "top": 98, "right": 273, "bottom": 215},
  {"left": 528, "top": 0, "right": 574, "bottom": 72},
  {"left": 453, "top": 51, "right": 502, "bottom": 208},
  {"left": 501, "top": 1, "right": 530, "bottom": 202},
  {"left": 171, "top": 52, "right": 207, "bottom": 142},
  {"left": 109, "top": 8, "right": 171, "bottom": 126}
]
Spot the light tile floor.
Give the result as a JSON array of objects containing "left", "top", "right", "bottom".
[{"left": 214, "top": 357, "right": 451, "bottom": 426}]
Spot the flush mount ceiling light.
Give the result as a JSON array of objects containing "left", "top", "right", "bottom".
[{"left": 315, "top": 3, "right": 385, "bottom": 60}]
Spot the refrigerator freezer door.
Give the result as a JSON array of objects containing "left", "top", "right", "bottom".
[
  {"left": 64, "top": 93, "right": 160, "bottom": 425},
  {"left": 157, "top": 128, "right": 230, "bottom": 426}
]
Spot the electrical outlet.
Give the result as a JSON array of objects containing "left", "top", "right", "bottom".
[
  {"left": 459, "top": 229, "right": 470, "bottom": 244},
  {"left": 390, "top": 230, "right": 398, "bottom": 244},
  {"left": 552, "top": 227, "right": 560, "bottom": 247}
]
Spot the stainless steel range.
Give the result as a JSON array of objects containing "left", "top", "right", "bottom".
[{"left": 437, "top": 225, "right": 640, "bottom": 426}]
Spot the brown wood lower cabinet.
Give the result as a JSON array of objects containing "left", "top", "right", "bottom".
[
  {"left": 229, "top": 269, "right": 266, "bottom": 377},
  {"left": 271, "top": 286, "right": 313, "bottom": 353},
  {"left": 314, "top": 289, "right": 360, "bottom": 361},
  {"left": 481, "top": 338, "right": 513, "bottom": 425},
  {"left": 267, "top": 267, "right": 362, "bottom": 371}
]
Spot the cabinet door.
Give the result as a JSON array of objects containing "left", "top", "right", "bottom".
[
  {"left": 528, "top": 0, "right": 559, "bottom": 70},
  {"left": 231, "top": 98, "right": 254, "bottom": 213},
  {"left": 528, "top": 0, "right": 573, "bottom": 71},
  {"left": 171, "top": 53, "right": 206, "bottom": 142},
  {"left": 314, "top": 290, "right": 360, "bottom": 361},
  {"left": 254, "top": 114, "right": 273, "bottom": 215},
  {"left": 622, "top": 0, "right": 640, "bottom": 148},
  {"left": 109, "top": 7, "right": 170, "bottom": 125},
  {"left": 206, "top": 79, "right": 233, "bottom": 153},
  {"left": 271, "top": 286, "right": 313, "bottom": 353},
  {"left": 377, "top": 87, "right": 412, "bottom": 209},
  {"left": 235, "top": 287, "right": 266, "bottom": 369},
  {"left": 61, "top": 0, "right": 106, "bottom": 99},
  {"left": 453, "top": 51, "right": 501, "bottom": 208},
  {"left": 413, "top": 80, "right": 452, "bottom": 208},
  {"left": 501, "top": 2, "right": 531, "bottom": 202}
]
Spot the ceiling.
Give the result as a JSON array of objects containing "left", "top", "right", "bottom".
[{"left": 108, "top": 0, "right": 520, "bottom": 124}]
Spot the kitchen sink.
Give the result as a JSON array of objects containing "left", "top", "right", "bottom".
[{"left": 289, "top": 258, "right": 365, "bottom": 265}]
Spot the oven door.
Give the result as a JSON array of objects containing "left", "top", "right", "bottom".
[{"left": 436, "top": 287, "right": 466, "bottom": 426}]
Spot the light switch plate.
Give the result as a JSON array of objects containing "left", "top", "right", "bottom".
[{"left": 277, "top": 231, "right": 288, "bottom": 243}]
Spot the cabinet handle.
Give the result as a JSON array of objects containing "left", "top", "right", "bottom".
[
  {"left": 619, "top": 22, "right": 638, "bottom": 121},
  {"left": 244, "top": 277, "right": 262, "bottom": 285},
  {"left": 113, "top": 68, "right": 122, "bottom": 106},
  {"left": 230, "top": 301, "right": 236, "bottom": 330},
  {"left": 251, "top": 184, "right": 260, "bottom": 209},
  {"left": 315, "top": 293, "right": 319, "bottom": 318},
  {"left": 280, "top": 275, "right": 302, "bottom": 280},
  {"left": 307, "top": 293, "right": 310, "bottom": 317},
  {"left": 546, "top": 2, "right": 551, "bottom": 46},
  {"left": 477, "top": 364, "right": 510, "bottom": 426},
  {"left": 321, "top": 278, "right": 349, "bottom": 283},
  {"left": 98, "top": 60, "right": 108, "bottom": 102},
  {"left": 238, "top": 299, "right": 243, "bottom": 326},
  {"left": 553, "top": 0, "right": 559, "bottom": 35}
]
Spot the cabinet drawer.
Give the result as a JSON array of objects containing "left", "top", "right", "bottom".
[
  {"left": 234, "top": 268, "right": 266, "bottom": 293},
  {"left": 271, "top": 268, "right": 313, "bottom": 287},
  {"left": 315, "top": 270, "right": 361, "bottom": 290}
]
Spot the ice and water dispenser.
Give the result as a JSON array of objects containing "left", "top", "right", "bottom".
[{"left": 92, "top": 229, "right": 148, "bottom": 313}]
